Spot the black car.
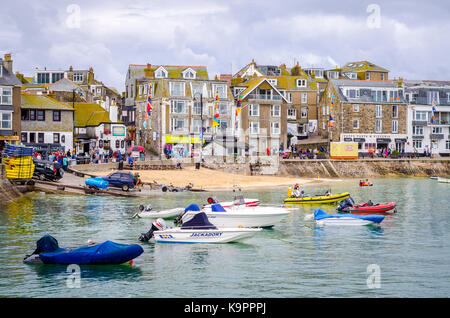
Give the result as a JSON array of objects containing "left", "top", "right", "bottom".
[
  {"left": 75, "top": 153, "right": 91, "bottom": 164},
  {"left": 101, "top": 171, "right": 136, "bottom": 191},
  {"left": 33, "top": 160, "right": 64, "bottom": 181}
]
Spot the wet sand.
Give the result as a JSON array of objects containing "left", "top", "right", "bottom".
[{"left": 91, "top": 166, "right": 340, "bottom": 191}]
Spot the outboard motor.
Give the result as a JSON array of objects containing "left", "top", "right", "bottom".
[
  {"left": 207, "top": 197, "right": 219, "bottom": 204},
  {"left": 337, "top": 197, "right": 355, "bottom": 212},
  {"left": 139, "top": 218, "right": 167, "bottom": 242},
  {"left": 139, "top": 204, "right": 152, "bottom": 212}
]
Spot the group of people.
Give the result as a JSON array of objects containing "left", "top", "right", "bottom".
[
  {"left": 359, "top": 179, "right": 373, "bottom": 186},
  {"left": 281, "top": 144, "right": 325, "bottom": 159},
  {"left": 33, "top": 150, "right": 72, "bottom": 171}
]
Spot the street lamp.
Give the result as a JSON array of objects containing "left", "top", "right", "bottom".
[{"left": 194, "top": 92, "right": 204, "bottom": 163}]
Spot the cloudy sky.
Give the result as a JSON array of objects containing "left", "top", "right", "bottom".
[{"left": 1, "top": 0, "right": 449, "bottom": 91}]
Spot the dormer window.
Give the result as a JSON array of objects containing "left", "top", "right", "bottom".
[
  {"left": 73, "top": 73, "right": 84, "bottom": 82},
  {"left": 296, "top": 79, "right": 306, "bottom": 87},
  {"left": 182, "top": 68, "right": 196, "bottom": 79},
  {"left": 155, "top": 67, "right": 168, "bottom": 78},
  {"left": 267, "top": 79, "right": 277, "bottom": 86}
]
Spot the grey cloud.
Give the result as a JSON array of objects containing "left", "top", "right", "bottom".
[{"left": 1, "top": 0, "right": 449, "bottom": 91}]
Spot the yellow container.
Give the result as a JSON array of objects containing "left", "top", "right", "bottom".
[{"left": 4, "top": 156, "right": 35, "bottom": 179}]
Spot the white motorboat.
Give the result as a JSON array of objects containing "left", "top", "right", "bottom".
[
  {"left": 138, "top": 205, "right": 261, "bottom": 244},
  {"left": 314, "top": 209, "right": 385, "bottom": 226},
  {"left": 153, "top": 227, "right": 261, "bottom": 243},
  {"left": 202, "top": 195, "right": 260, "bottom": 210},
  {"left": 437, "top": 177, "right": 450, "bottom": 183},
  {"left": 197, "top": 204, "right": 290, "bottom": 228},
  {"left": 133, "top": 206, "right": 184, "bottom": 219}
]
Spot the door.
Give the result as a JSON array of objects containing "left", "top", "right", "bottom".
[
  {"left": 108, "top": 172, "right": 121, "bottom": 186},
  {"left": 395, "top": 142, "right": 405, "bottom": 152}
]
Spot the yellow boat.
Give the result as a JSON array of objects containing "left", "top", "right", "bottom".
[{"left": 284, "top": 191, "right": 350, "bottom": 204}]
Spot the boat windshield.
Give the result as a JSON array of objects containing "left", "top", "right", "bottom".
[{"left": 181, "top": 212, "right": 217, "bottom": 230}]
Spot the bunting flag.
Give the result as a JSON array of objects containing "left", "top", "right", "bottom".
[
  {"left": 212, "top": 88, "right": 220, "bottom": 128},
  {"left": 235, "top": 95, "right": 242, "bottom": 128},
  {"left": 328, "top": 94, "right": 335, "bottom": 127},
  {"left": 147, "top": 83, "right": 153, "bottom": 115},
  {"left": 431, "top": 97, "right": 436, "bottom": 125}
]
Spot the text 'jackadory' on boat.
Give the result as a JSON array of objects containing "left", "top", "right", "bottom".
[{"left": 138, "top": 204, "right": 262, "bottom": 244}]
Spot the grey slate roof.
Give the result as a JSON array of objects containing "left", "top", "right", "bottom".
[
  {"left": 330, "top": 79, "right": 405, "bottom": 104},
  {"left": 0, "top": 65, "right": 22, "bottom": 86},
  {"left": 48, "top": 78, "right": 84, "bottom": 92}
]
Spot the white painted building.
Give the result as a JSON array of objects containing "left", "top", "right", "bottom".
[{"left": 405, "top": 82, "right": 450, "bottom": 156}]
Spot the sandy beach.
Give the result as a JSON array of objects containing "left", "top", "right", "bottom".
[{"left": 91, "top": 166, "right": 339, "bottom": 191}]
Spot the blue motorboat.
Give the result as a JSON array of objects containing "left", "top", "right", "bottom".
[
  {"left": 24, "top": 235, "right": 143, "bottom": 265},
  {"left": 314, "top": 209, "right": 385, "bottom": 225}
]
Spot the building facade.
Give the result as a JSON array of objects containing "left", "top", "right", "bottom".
[
  {"left": 127, "top": 64, "right": 234, "bottom": 158},
  {"left": 231, "top": 61, "right": 322, "bottom": 153},
  {"left": 20, "top": 94, "right": 74, "bottom": 154},
  {"left": 405, "top": 81, "right": 450, "bottom": 156},
  {"left": 73, "top": 102, "right": 126, "bottom": 156},
  {"left": 0, "top": 54, "right": 22, "bottom": 148},
  {"left": 319, "top": 79, "right": 408, "bottom": 153}
]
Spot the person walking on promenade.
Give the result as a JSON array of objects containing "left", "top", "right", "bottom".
[{"left": 63, "top": 156, "right": 68, "bottom": 172}]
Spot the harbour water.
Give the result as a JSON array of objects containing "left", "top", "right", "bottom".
[{"left": 0, "top": 177, "right": 449, "bottom": 297}]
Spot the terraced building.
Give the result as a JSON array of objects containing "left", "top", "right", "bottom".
[
  {"left": 124, "top": 63, "right": 234, "bottom": 158},
  {"left": 231, "top": 61, "right": 323, "bottom": 155}
]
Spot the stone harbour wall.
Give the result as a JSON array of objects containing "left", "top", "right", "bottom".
[{"left": 279, "top": 159, "right": 450, "bottom": 178}]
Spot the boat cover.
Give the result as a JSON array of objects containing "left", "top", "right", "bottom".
[
  {"left": 32, "top": 235, "right": 64, "bottom": 254},
  {"left": 314, "top": 209, "right": 384, "bottom": 223},
  {"left": 185, "top": 203, "right": 201, "bottom": 213},
  {"left": 38, "top": 240, "right": 144, "bottom": 265},
  {"left": 85, "top": 177, "right": 109, "bottom": 189},
  {"left": 181, "top": 212, "right": 217, "bottom": 230},
  {"left": 211, "top": 204, "right": 227, "bottom": 212}
]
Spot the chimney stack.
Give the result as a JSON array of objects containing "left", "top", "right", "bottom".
[{"left": 3, "top": 53, "right": 13, "bottom": 73}]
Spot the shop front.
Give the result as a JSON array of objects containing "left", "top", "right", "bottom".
[
  {"left": 341, "top": 134, "right": 408, "bottom": 153},
  {"left": 164, "top": 135, "right": 203, "bottom": 159}
]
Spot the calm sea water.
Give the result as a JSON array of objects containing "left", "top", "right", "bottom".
[{"left": 0, "top": 177, "right": 449, "bottom": 298}]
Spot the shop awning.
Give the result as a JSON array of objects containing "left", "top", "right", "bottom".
[
  {"left": 287, "top": 123, "right": 300, "bottom": 136},
  {"left": 376, "top": 138, "right": 391, "bottom": 143},
  {"left": 165, "top": 135, "right": 204, "bottom": 144}
]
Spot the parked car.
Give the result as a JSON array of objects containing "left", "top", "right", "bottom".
[
  {"left": 101, "top": 171, "right": 136, "bottom": 191},
  {"left": 33, "top": 160, "right": 64, "bottom": 181},
  {"left": 76, "top": 153, "right": 91, "bottom": 164}
]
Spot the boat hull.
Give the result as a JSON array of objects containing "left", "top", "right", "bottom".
[
  {"left": 437, "top": 177, "right": 450, "bottom": 183},
  {"left": 314, "top": 208, "right": 384, "bottom": 226},
  {"left": 349, "top": 202, "right": 396, "bottom": 213},
  {"left": 193, "top": 207, "right": 290, "bottom": 228},
  {"left": 284, "top": 192, "right": 350, "bottom": 204},
  {"left": 38, "top": 241, "right": 144, "bottom": 265},
  {"left": 135, "top": 207, "right": 184, "bottom": 219},
  {"left": 202, "top": 199, "right": 260, "bottom": 210},
  {"left": 153, "top": 228, "right": 262, "bottom": 244},
  {"left": 316, "top": 217, "right": 375, "bottom": 226}
]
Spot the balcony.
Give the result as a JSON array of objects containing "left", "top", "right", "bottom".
[
  {"left": 430, "top": 134, "right": 444, "bottom": 140},
  {"left": 412, "top": 120, "right": 428, "bottom": 126},
  {"left": 410, "top": 97, "right": 450, "bottom": 106},
  {"left": 248, "top": 94, "right": 282, "bottom": 103}
]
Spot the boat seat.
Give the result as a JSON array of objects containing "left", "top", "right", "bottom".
[{"left": 211, "top": 204, "right": 227, "bottom": 212}]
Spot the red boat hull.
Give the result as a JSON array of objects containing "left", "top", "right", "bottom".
[{"left": 350, "top": 202, "right": 396, "bottom": 213}]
